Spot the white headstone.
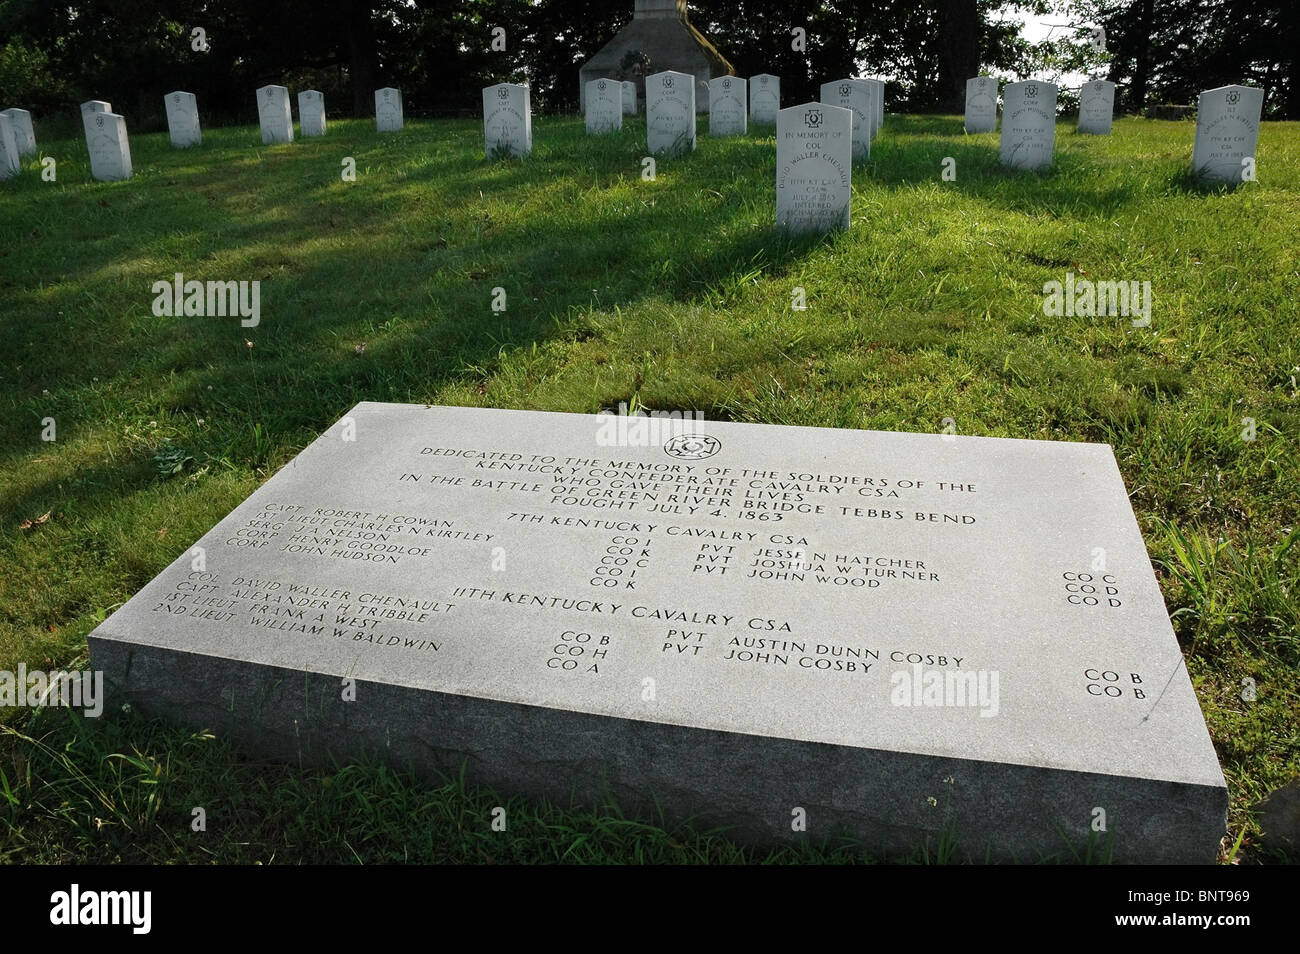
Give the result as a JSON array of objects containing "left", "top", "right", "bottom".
[
  {"left": 1078, "top": 79, "right": 1116, "bottom": 135},
  {"left": 622, "top": 80, "right": 637, "bottom": 115},
  {"left": 164, "top": 91, "right": 201, "bottom": 148},
  {"left": 697, "top": 78, "right": 710, "bottom": 114},
  {"left": 298, "top": 90, "right": 326, "bottom": 137},
  {"left": 483, "top": 83, "right": 532, "bottom": 158},
  {"left": 776, "top": 102, "right": 852, "bottom": 235},
  {"left": 864, "top": 77, "right": 885, "bottom": 134},
  {"left": 1191, "top": 84, "right": 1264, "bottom": 183},
  {"left": 584, "top": 78, "right": 623, "bottom": 134},
  {"left": 964, "top": 76, "right": 998, "bottom": 134},
  {"left": 820, "top": 79, "right": 873, "bottom": 159},
  {"left": 999, "top": 80, "right": 1057, "bottom": 170},
  {"left": 646, "top": 70, "right": 696, "bottom": 156},
  {"left": 85, "top": 110, "right": 132, "bottom": 181},
  {"left": 256, "top": 85, "right": 294, "bottom": 144},
  {"left": 375, "top": 87, "right": 404, "bottom": 132},
  {"left": 749, "top": 74, "right": 780, "bottom": 125},
  {"left": 80, "top": 100, "right": 111, "bottom": 143},
  {"left": 0, "top": 114, "right": 19, "bottom": 179},
  {"left": 0, "top": 108, "right": 36, "bottom": 156},
  {"left": 708, "top": 76, "right": 746, "bottom": 137}
]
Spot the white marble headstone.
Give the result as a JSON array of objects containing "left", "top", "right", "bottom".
[
  {"left": 298, "top": 90, "right": 326, "bottom": 137},
  {"left": 1, "top": 108, "right": 36, "bottom": 156},
  {"left": 708, "top": 76, "right": 746, "bottom": 137},
  {"left": 80, "top": 100, "right": 111, "bottom": 143},
  {"left": 964, "top": 77, "right": 998, "bottom": 134},
  {"left": 622, "top": 80, "right": 637, "bottom": 115},
  {"left": 0, "top": 114, "right": 19, "bottom": 179},
  {"left": 85, "top": 110, "right": 132, "bottom": 181},
  {"left": 585, "top": 78, "right": 623, "bottom": 134},
  {"left": 164, "top": 91, "right": 202, "bottom": 148},
  {"left": 749, "top": 74, "right": 780, "bottom": 125},
  {"left": 819, "top": 79, "right": 873, "bottom": 159},
  {"left": 375, "top": 88, "right": 404, "bottom": 132},
  {"left": 776, "top": 102, "right": 852, "bottom": 234},
  {"left": 1078, "top": 80, "right": 1116, "bottom": 135},
  {"left": 256, "top": 85, "right": 294, "bottom": 144},
  {"left": 999, "top": 80, "right": 1057, "bottom": 170},
  {"left": 646, "top": 70, "right": 696, "bottom": 156},
  {"left": 1191, "top": 84, "right": 1264, "bottom": 183},
  {"left": 483, "top": 83, "right": 532, "bottom": 158},
  {"left": 863, "top": 77, "right": 885, "bottom": 134}
]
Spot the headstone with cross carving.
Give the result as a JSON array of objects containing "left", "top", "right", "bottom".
[
  {"left": 708, "top": 76, "right": 746, "bottom": 137},
  {"left": 819, "top": 79, "right": 874, "bottom": 160},
  {"left": 964, "top": 77, "right": 998, "bottom": 134},
  {"left": 585, "top": 78, "right": 623, "bottom": 134},
  {"left": 776, "top": 102, "right": 852, "bottom": 234},
  {"left": 999, "top": 80, "right": 1057, "bottom": 170},
  {"left": 749, "top": 74, "right": 779, "bottom": 125},
  {"left": 375, "top": 88, "right": 404, "bottom": 133},
  {"left": 1077, "top": 80, "right": 1116, "bottom": 135},
  {"left": 1191, "top": 85, "right": 1263, "bottom": 183},
  {"left": 164, "top": 91, "right": 202, "bottom": 148},
  {"left": 646, "top": 70, "right": 696, "bottom": 156},
  {"left": 483, "top": 83, "right": 532, "bottom": 158},
  {"left": 299, "top": 90, "right": 327, "bottom": 137},
  {"left": 85, "top": 110, "right": 133, "bottom": 181},
  {"left": 256, "top": 85, "right": 294, "bottom": 144}
]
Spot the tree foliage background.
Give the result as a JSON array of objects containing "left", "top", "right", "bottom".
[{"left": 0, "top": 0, "right": 1294, "bottom": 124}]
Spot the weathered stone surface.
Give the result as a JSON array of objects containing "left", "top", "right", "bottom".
[
  {"left": 585, "top": 78, "right": 623, "bottom": 134},
  {"left": 164, "top": 91, "right": 202, "bottom": 148},
  {"left": 708, "top": 75, "right": 745, "bottom": 136},
  {"left": 749, "top": 73, "right": 779, "bottom": 125},
  {"left": 0, "top": 108, "right": 37, "bottom": 156},
  {"left": 375, "top": 87, "right": 404, "bottom": 132},
  {"left": 1191, "top": 84, "right": 1263, "bottom": 183},
  {"left": 256, "top": 85, "right": 294, "bottom": 144},
  {"left": 483, "top": 83, "right": 531, "bottom": 158},
  {"left": 646, "top": 70, "right": 696, "bottom": 155},
  {"left": 1000, "top": 80, "right": 1057, "bottom": 170},
  {"left": 88, "top": 403, "right": 1227, "bottom": 862},
  {"left": 964, "top": 77, "right": 997, "bottom": 134},
  {"left": 298, "top": 90, "right": 326, "bottom": 137},
  {"left": 85, "top": 110, "right": 132, "bottom": 181},
  {"left": 1078, "top": 80, "right": 1116, "bottom": 135}
]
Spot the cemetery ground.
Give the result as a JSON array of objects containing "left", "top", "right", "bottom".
[{"left": 1, "top": 112, "right": 1297, "bottom": 864}]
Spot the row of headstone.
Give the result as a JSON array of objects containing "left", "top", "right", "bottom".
[
  {"left": 0, "top": 107, "right": 36, "bottom": 178},
  {"left": 80, "top": 100, "right": 133, "bottom": 181},
  {"left": 965, "top": 76, "right": 1114, "bottom": 139},
  {"left": 967, "top": 77, "right": 1262, "bottom": 182}
]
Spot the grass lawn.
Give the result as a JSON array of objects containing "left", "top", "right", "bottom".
[{"left": 0, "top": 111, "right": 1296, "bottom": 863}]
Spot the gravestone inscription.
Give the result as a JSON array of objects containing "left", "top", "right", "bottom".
[
  {"left": 964, "top": 77, "right": 998, "bottom": 134},
  {"left": 776, "top": 102, "right": 852, "bottom": 234},
  {"left": 1191, "top": 84, "right": 1264, "bottom": 183},
  {"left": 1078, "top": 80, "right": 1116, "bottom": 135},
  {"left": 819, "top": 79, "right": 873, "bottom": 159},
  {"left": 87, "top": 402, "right": 1229, "bottom": 863},
  {"left": 646, "top": 70, "right": 696, "bottom": 156},
  {"left": 164, "top": 91, "right": 202, "bottom": 148},
  {"left": 375, "top": 88, "right": 404, "bottom": 132},
  {"left": 1, "top": 108, "right": 37, "bottom": 156},
  {"left": 585, "top": 78, "right": 623, "bottom": 134},
  {"left": 85, "top": 110, "right": 132, "bottom": 181},
  {"left": 483, "top": 83, "right": 532, "bottom": 158},
  {"left": 257, "top": 85, "right": 294, "bottom": 144},
  {"left": 750, "top": 74, "right": 780, "bottom": 125},
  {"left": 1000, "top": 80, "right": 1057, "bottom": 170},
  {"left": 708, "top": 76, "right": 746, "bottom": 137},
  {"left": 298, "top": 90, "right": 327, "bottom": 137}
]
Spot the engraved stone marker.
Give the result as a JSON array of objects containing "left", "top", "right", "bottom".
[
  {"left": 256, "top": 85, "right": 294, "bottom": 144},
  {"left": 80, "top": 100, "right": 111, "bottom": 144},
  {"left": 1191, "top": 84, "right": 1264, "bottom": 183},
  {"left": 622, "top": 80, "right": 637, "bottom": 115},
  {"left": 375, "top": 87, "right": 404, "bottom": 132},
  {"left": 776, "top": 102, "right": 852, "bottom": 234},
  {"left": 999, "top": 80, "right": 1057, "bottom": 170},
  {"left": 298, "top": 90, "right": 327, "bottom": 137},
  {"left": 646, "top": 70, "right": 696, "bottom": 156},
  {"left": 85, "top": 110, "right": 133, "bottom": 181},
  {"left": 0, "top": 113, "right": 19, "bottom": 179},
  {"left": 819, "top": 79, "right": 873, "bottom": 159},
  {"left": 87, "top": 402, "right": 1228, "bottom": 863},
  {"left": 750, "top": 74, "right": 779, "bottom": 125},
  {"left": 708, "top": 76, "right": 746, "bottom": 137},
  {"left": 964, "top": 76, "right": 998, "bottom": 134},
  {"left": 863, "top": 77, "right": 885, "bottom": 134},
  {"left": 483, "top": 83, "right": 532, "bottom": 158},
  {"left": 1077, "top": 79, "right": 1116, "bottom": 135},
  {"left": 1, "top": 108, "right": 37, "bottom": 156},
  {"left": 164, "top": 91, "right": 202, "bottom": 148},
  {"left": 585, "top": 78, "right": 623, "bottom": 134}
]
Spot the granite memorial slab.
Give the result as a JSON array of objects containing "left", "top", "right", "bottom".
[
  {"left": 1000, "top": 80, "right": 1057, "bottom": 170},
  {"left": 708, "top": 75, "right": 746, "bottom": 137},
  {"left": 750, "top": 73, "right": 779, "bottom": 125},
  {"left": 585, "top": 78, "right": 623, "bottom": 134},
  {"left": 257, "top": 85, "right": 294, "bottom": 144},
  {"left": 1, "top": 107, "right": 37, "bottom": 156},
  {"left": 164, "top": 91, "right": 202, "bottom": 148},
  {"left": 622, "top": 80, "right": 637, "bottom": 115},
  {"left": 299, "top": 90, "right": 327, "bottom": 137},
  {"left": 820, "top": 79, "right": 873, "bottom": 159},
  {"left": 964, "top": 77, "right": 998, "bottom": 134},
  {"left": 777, "top": 102, "right": 852, "bottom": 235},
  {"left": 85, "top": 110, "right": 132, "bottom": 181},
  {"left": 375, "top": 87, "right": 404, "bottom": 132},
  {"left": 483, "top": 83, "right": 531, "bottom": 158},
  {"left": 1191, "top": 84, "right": 1264, "bottom": 183},
  {"left": 0, "top": 113, "right": 19, "bottom": 178},
  {"left": 646, "top": 70, "right": 696, "bottom": 156},
  {"left": 1078, "top": 80, "right": 1116, "bottom": 135},
  {"left": 87, "top": 402, "right": 1227, "bottom": 863}
]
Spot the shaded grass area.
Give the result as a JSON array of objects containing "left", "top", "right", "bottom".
[{"left": 0, "top": 113, "right": 1297, "bottom": 863}]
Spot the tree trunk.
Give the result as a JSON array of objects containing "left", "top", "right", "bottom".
[
  {"left": 347, "top": 0, "right": 377, "bottom": 118},
  {"left": 936, "top": 0, "right": 980, "bottom": 113},
  {"left": 1130, "top": 0, "right": 1154, "bottom": 112}
]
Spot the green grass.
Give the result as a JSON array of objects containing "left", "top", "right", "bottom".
[{"left": 1, "top": 113, "right": 1297, "bottom": 863}]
